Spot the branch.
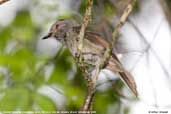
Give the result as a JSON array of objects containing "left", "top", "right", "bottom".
[
  {"left": 77, "top": 0, "right": 93, "bottom": 57},
  {"left": 101, "top": 0, "right": 137, "bottom": 96},
  {"left": 79, "top": 64, "right": 95, "bottom": 112},
  {"left": 80, "top": 82, "right": 95, "bottom": 112},
  {"left": 112, "top": 0, "right": 137, "bottom": 46},
  {"left": 77, "top": 0, "right": 95, "bottom": 112},
  {"left": 0, "top": 0, "right": 9, "bottom": 5},
  {"left": 79, "top": 0, "right": 137, "bottom": 112}
]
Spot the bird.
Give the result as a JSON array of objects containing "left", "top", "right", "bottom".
[{"left": 42, "top": 19, "right": 137, "bottom": 96}]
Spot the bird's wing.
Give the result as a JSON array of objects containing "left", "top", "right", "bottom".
[
  {"left": 73, "top": 26, "right": 110, "bottom": 49},
  {"left": 73, "top": 26, "right": 137, "bottom": 96}
]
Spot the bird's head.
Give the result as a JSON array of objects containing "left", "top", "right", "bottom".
[{"left": 42, "top": 19, "right": 76, "bottom": 43}]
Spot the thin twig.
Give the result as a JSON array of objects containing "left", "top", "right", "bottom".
[
  {"left": 81, "top": 82, "right": 95, "bottom": 112},
  {"left": 0, "top": 0, "right": 9, "bottom": 5},
  {"left": 76, "top": 0, "right": 94, "bottom": 112},
  {"left": 101, "top": 0, "right": 137, "bottom": 97},
  {"left": 79, "top": 0, "right": 137, "bottom": 112},
  {"left": 112, "top": 0, "right": 136, "bottom": 46},
  {"left": 79, "top": 65, "right": 95, "bottom": 112},
  {"left": 77, "top": 0, "right": 93, "bottom": 58}
]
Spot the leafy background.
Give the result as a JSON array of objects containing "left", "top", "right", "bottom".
[
  {"left": 0, "top": 0, "right": 130, "bottom": 114},
  {"left": 1, "top": 0, "right": 171, "bottom": 114}
]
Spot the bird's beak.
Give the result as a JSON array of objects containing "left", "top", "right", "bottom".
[{"left": 42, "top": 32, "right": 52, "bottom": 39}]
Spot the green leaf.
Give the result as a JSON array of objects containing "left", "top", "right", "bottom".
[
  {"left": 0, "top": 87, "right": 30, "bottom": 111},
  {"left": 0, "top": 48, "right": 38, "bottom": 82},
  {"left": 0, "top": 27, "right": 12, "bottom": 49},
  {"left": 12, "top": 10, "right": 33, "bottom": 27},
  {"left": 65, "top": 86, "right": 84, "bottom": 110},
  {"left": 94, "top": 86, "right": 121, "bottom": 114},
  {"left": 11, "top": 10, "right": 36, "bottom": 40},
  {"left": 80, "top": 0, "right": 87, "bottom": 15},
  {"left": 34, "top": 93, "right": 56, "bottom": 111}
]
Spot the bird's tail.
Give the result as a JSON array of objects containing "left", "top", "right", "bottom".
[{"left": 106, "top": 54, "right": 138, "bottom": 96}]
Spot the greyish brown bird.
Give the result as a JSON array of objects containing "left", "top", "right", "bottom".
[{"left": 43, "top": 19, "right": 137, "bottom": 96}]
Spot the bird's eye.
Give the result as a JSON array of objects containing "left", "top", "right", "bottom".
[{"left": 55, "top": 24, "right": 59, "bottom": 29}]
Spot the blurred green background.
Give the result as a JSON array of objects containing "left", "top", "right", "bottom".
[{"left": 0, "top": 0, "right": 136, "bottom": 114}]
